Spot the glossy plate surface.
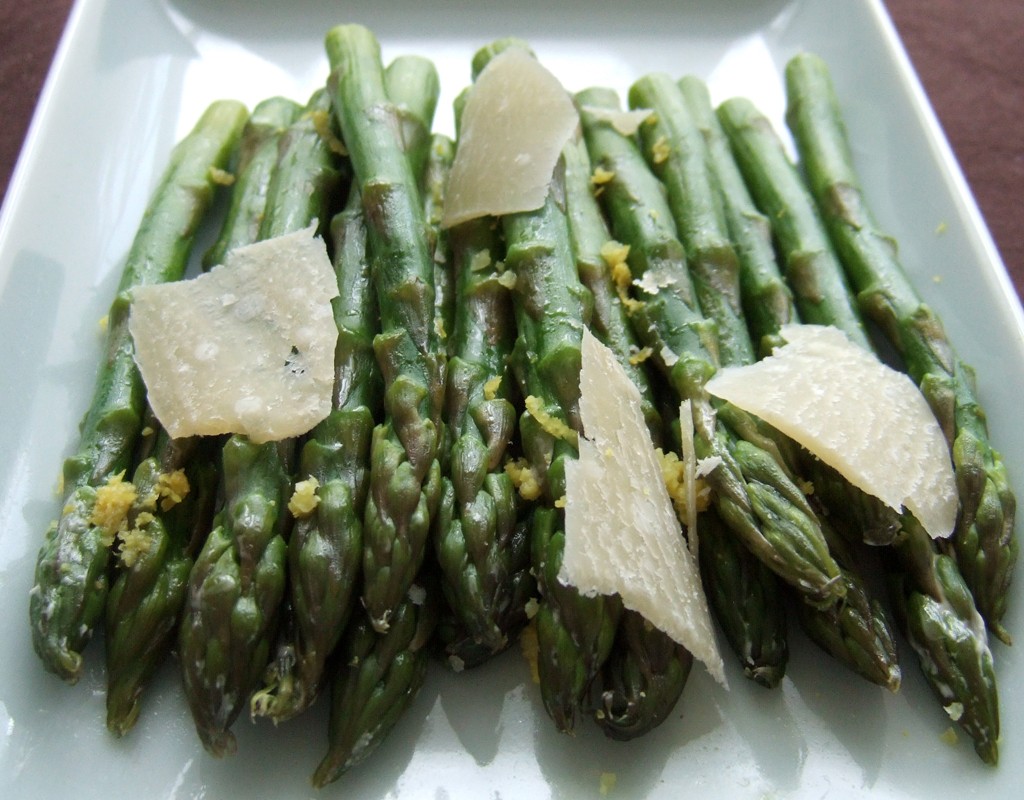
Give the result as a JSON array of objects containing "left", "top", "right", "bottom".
[{"left": 1, "top": 1, "right": 1022, "bottom": 797}]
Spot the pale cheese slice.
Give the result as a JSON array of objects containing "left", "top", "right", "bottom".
[
  {"left": 561, "top": 328, "right": 726, "bottom": 685},
  {"left": 129, "top": 225, "right": 338, "bottom": 444},
  {"left": 441, "top": 47, "right": 579, "bottom": 229},
  {"left": 705, "top": 324, "right": 957, "bottom": 539}
]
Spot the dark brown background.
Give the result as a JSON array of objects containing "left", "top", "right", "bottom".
[{"left": 2, "top": 0, "right": 1021, "bottom": 304}]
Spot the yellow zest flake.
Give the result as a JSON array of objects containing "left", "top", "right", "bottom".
[
  {"left": 935, "top": 220, "right": 948, "bottom": 235},
  {"left": 520, "top": 619, "right": 541, "bottom": 684},
  {"left": 469, "top": 248, "right": 492, "bottom": 272},
  {"left": 600, "top": 240, "right": 643, "bottom": 313},
  {"left": 208, "top": 166, "right": 235, "bottom": 186},
  {"left": 117, "top": 526, "right": 154, "bottom": 569},
  {"left": 311, "top": 109, "right": 348, "bottom": 156},
  {"left": 435, "top": 315, "right": 447, "bottom": 340},
  {"left": 599, "top": 772, "right": 618, "bottom": 796},
  {"left": 55, "top": 472, "right": 64, "bottom": 497},
  {"left": 288, "top": 476, "right": 321, "bottom": 518},
  {"left": 628, "top": 346, "right": 653, "bottom": 365},
  {"left": 495, "top": 269, "right": 517, "bottom": 290},
  {"left": 483, "top": 375, "right": 502, "bottom": 401},
  {"left": 590, "top": 165, "right": 615, "bottom": 186},
  {"left": 140, "top": 425, "right": 155, "bottom": 437},
  {"left": 651, "top": 135, "right": 671, "bottom": 165},
  {"left": 525, "top": 395, "right": 578, "bottom": 447},
  {"left": 156, "top": 469, "right": 190, "bottom": 511},
  {"left": 939, "top": 726, "right": 958, "bottom": 745},
  {"left": 97, "top": 314, "right": 109, "bottom": 333},
  {"left": 90, "top": 471, "right": 137, "bottom": 545},
  {"left": 554, "top": 495, "right": 567, "bottom": 509},
  {"left": 505, "top": 457, "right": 543, "bottom": 501},
  {"left": 656, "top": 448, "right": 711, "bottom": 522}
]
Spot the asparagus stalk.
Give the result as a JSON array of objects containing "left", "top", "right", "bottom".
[
  {"left": 889, "top": 516, "right": 999, "bottom": 763},
  {"left": 794, "top": 519, "right": 901, "bottom": 691},
  {"left": 312, "top": 584, "right": 438, "bottom": 786},
  {"left": 562, "top": 124, "right": 695, "bottom": 727},
  {"left": 28, "top": 99, "right": 248, "bottom": 683},
  {"left": 717, "top": 73, "right": 998, "bottom": 758},
  {"left": 681, "top": 78, "right": 901, "bottom": 685},
  {"left": 104, "top": 430, "right": 219, "bottom": 734},
  {"left": 785, "top": 52, "right": 1017, "bottom": 644},
  {"left": 326, "top": 24, "right": 446, "bottom": 634},
  {"left": 178, "top": 89, "right": 345, "bottom": 754},
  {"left": 578, "top": 85, "right": 842, "bottom": 608},
  {"left": 563, "top": 132, "right": 661, "bottom": 439},
  {"left": 676, "top": 76, "right": 795, "bottom": 358},
  {"left": 629, "top": 73, "right": 755, "bottom": 368},
  {"left": 595, "top": 608, "right": 694, "bottom": 740},
  {"left": 384, "top": 54, "right": 441, "bottom": 187},
  {"left": 250, "top": 187, "right": 377, "bottom": 723},
  {"left": 716, "top": 95, "right": 870, "bottom": 351},
  {"left": 434, "top": 213, "right": 531, "bottom": 665},
  {"left": 203, "top": 97, "right": 301, "bottom": 268}
]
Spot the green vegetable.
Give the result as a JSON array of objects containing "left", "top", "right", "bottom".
[
  {"left": 29, "top": 99, "right": 248, "bottom": 684},
  {"left": 250, "top": 187, "right": 377, "bottom": 723},
  {"left": 312, "top": 586, "right": 438, "bottom": 786},
  {"left": 177, "top": 89, "right": 345, "bottom": 754},
  {"left": 716, "top": 95, "right": 869, "bottom": 350},
  {"left": 785, "top": 52, "right": 1017, "bottom": 645},
  {"left": 579, "top": 84, "right": 842, "bottom": 609},
  {"left": 434, "top": 212, "right": 531, "bottom": 665},
  {"left": 104, "top": 430, "right": 219, "bottom": 735},
  {"left": 203, "top": 97, "right": 301, "bottom": 268},
  {"left": 326, "top": 23, "right": 446, "bottom": 633}
]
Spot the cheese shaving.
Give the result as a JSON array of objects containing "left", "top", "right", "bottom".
[
  {"left": 705, "top": 324, "right": 957, "bottom": 538},
  {"left": 561, "top": 328, "right": 726, "bottom": 685},
  {"left": 442, "top": 47, "right": 579, "bottom": 228},
  {"left": 129, "top": 225, "right": 339, "bottom": 444},
  {"left": 581, "top": 104, "right": 654, "bottom": 136}
]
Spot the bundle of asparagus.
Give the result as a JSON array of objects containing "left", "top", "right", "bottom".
[{"left": 26, "top": 22, "right": 1016, "bottom": 790}]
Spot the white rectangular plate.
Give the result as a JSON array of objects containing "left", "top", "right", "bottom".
[{"left": 1, "top": 1, "right": 1022, "bottom": 798}]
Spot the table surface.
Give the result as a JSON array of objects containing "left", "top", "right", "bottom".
[{"left": 1, "top": 0, "right": 1021, "bottom": 304}]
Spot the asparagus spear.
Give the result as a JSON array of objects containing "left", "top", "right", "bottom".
[
  {"left": 794, "top": 519, "right": 901, "bottom": 691},
  {"left": 104, "top": 430, "right": 219, "bottom": 734},
  {"left": 312, "top": 584, "right": 438, "bottom": 786},
  {"left": 178, "top": 89, "right": 345, "bottom": 754},
  {"left": 717, "top": 74, "right": 998, "bottom": 758},
  {"left": 28, "top": 99, "right": 248, "bottom": 684},
  {"left": 676, "top": 76, "right": 795, "bottom": 358},
  {"left": 203, "top": 97, "right": 301, "bottom": 268},
  {"left": 250, "top": 187, "right": 377, "bottom": 723},
  {"left": 578, "top": 85, "right": 841, "bottom": 608},
  {"left": 434, "top": 214, "right": 531, "bottom": 665},
  {"left": 561, "top": 124, "right": 695, "bottom": 727},
  {"left": 563, "top": 133, "right": 661, "bottom": 439},
  {"left": 716, "top": 95, "right": 870, "bottom": 351},
  {"left": 326, "top": 24, "right": 446, "bottom": 633},
  {"left": 252, "top": 58, "right": 437, "bottom": 725},
  {"left": 629, "top": 73, "right": 756, "bottom": 368},
  {"left": 890, "top": 516, "right": 999, "bottom": 763},
  {"left": 785, "top": 52, "right": 1017, "bottom": 644},
  {"left": 384, "top": 54, "right": 441, "bottom": 187},
  {"left": 681, "top": 78, "right": 902, "bottom": 685},
  {"left": 595, "top": 608, "right": 694, "bottom": 740}
]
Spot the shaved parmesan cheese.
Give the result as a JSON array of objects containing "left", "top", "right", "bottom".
[
  {"left": 130, "top": 226, "right": 338, "bottom": 444},
  {"left": 705, "top": 324, "right": 957, "bottom": 538},
  {"left": 580, "top": 105, "right": 653, "bottom": 136},
  {"left": 561, "top": 328, "right": 726, "bottom": 685},
  {"left": 441, "top": 47, "right": 578, "bottom": 228}
]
